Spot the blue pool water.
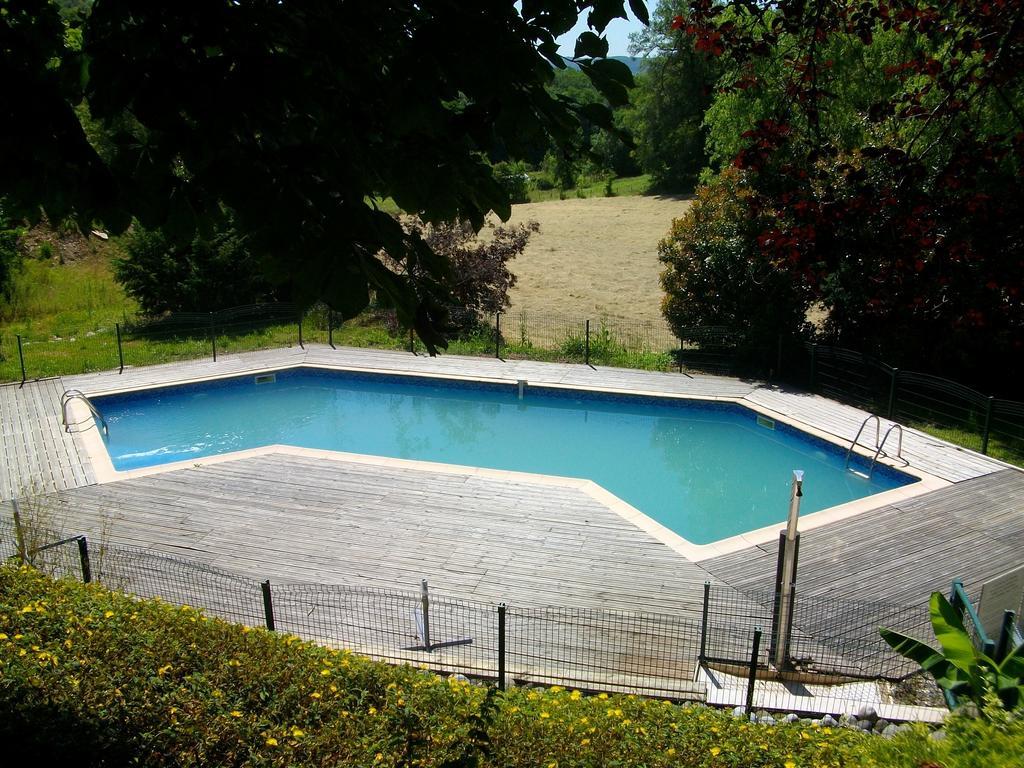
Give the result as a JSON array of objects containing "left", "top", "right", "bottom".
[{"left": 93, "top": 368, "right": 915, "bottom": 545}]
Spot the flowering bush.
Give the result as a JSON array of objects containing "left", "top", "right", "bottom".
[{"left": 1, "top": 565, "right": 1021, "bottom": 767}]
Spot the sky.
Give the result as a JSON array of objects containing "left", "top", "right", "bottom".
[{"left": 555, "top": 12, "right": 649, "bottom": 58}]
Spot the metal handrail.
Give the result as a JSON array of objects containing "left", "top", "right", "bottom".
[
  {"left": 868, "top": 423, "right": 905, "bottom": 476},
  {"left": 61, "top": 389, "right": 108, "bottom": 437},
  {"left": 844, "top": 414, "right": 880, "bottom": 472}
]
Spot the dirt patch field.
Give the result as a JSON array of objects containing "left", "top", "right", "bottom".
[{"left": 502, "top": 195, "right": 692, "bottom": 331}]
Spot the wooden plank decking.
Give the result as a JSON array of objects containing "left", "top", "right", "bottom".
[{"left": 1, "top": 345, "right": 1020, "bottom": 695}]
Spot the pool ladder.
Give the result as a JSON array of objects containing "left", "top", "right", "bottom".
[
  {"left": 845, "top": 414, "right": 904, "bottom": 479},
  {"left": 61, "top": 389, "right": 109, "bottom": 437}
]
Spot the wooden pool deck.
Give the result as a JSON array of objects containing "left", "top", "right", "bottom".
[{"left": 1, "top": 345, "right": 1020, "bottom": 695}]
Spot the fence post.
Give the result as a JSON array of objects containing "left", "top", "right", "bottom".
[
  {"left": 420, "top": 579, "right": 432, "bottom": 651},
  {"left": 745, "top": 627, "right": 763, "bottom": 715},
  {"left": 209, "top": 312, "right": 218, "bottom": 362},
  {"left": 115, "top": 323, "right": 125, "bottom": 374},
  {"left": 261, "top": 580, "right": 276, "bottom": 631},
  {"left": 328, "top": 310, "right": 335, "bottom": 349},
  {"left": 776, "top": 334, "right": 783, "bottom": 379},
  {"left": 409, "top": 328, "right": 415, "bottom": 354},
  {"left": 76, "top": 536, "right": 92, "bottom": 583},
  {"left": 17, "top": 334, "right": 26, "bottom": 385},
  {"left": 678, "top": 337, "right": 683, "bottom": 373},
  {"left": 497, "top": 603, "right": 506, "bottom": 690},
  {"left": 494, "top": 312, "right": 502, "bottom": 359},
  {"left": 699, "top": 581, "right": 710, "bottom": 663},
  {"left": 887, "top": 367, "right": 899, "bottom": 419},
  {"left": 981, "top": 396, "right": 995, "bottom": 455},
  {"left": 297, "top": 312, "right": 304, "bottom": 350},
  {"left": 585, "top": 319, "right": 591, "bottom": 365},
  {"left": 809, "top": 343, "right": 817, "bottom": 391}
]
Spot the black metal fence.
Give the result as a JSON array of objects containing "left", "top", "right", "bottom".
[
  {"left": 3, "top": 300, "right": 1022, "bottom": 463},
  {"left": 788, "top": 341, "right": 1024, "bottom": 464},
  {"left": 3, "top": 514, "right": 955, "bottom": 718}
]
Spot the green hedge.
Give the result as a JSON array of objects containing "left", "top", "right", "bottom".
[{"left": 0, "top": 565, "right": 1021, "bottom": 767}]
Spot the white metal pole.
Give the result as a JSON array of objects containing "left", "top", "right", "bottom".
[{"left": 774, "top": 470, "right": 804, "bottom": 669}]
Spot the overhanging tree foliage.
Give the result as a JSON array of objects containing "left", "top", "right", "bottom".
[
  {"left": 664, "top": 0, "right": 1024, "bottom": 385},
  {"left": 0, "top": 0, "right": 647, "bottom": 351}
]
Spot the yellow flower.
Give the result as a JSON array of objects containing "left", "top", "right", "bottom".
[
  {"left": 157, "top": 665, "right": 172, "bottom": 676},
  {"left": 540, "top": 712, "right": 551, "bottom": 719},
  {"left": 265, "top": 738, "right": 278, "bottom": 747},
  {"left": 329, "top": 685, "right": 338, "bottom": 692},
  {"left": 784, "top": 762, "right": 796, "bottom": 768},
  {"left": 666, "top": 748, "right": 676, "bottom": 756},
  {"left": 368, "top": 707, "right": 377, "bottom": 716},
  {"left": 321, "top": 669, "right": 331, "bottom": 676},
  {"left": 291, "top": 727, "right": 305, "bottom": 738},
  {"left": 570, "top": 690, "right": 582, "bottom": 701},
  {"left": 0, "top": 634, "right": 8, "bottom": 641},
  {"left": 550, "top": 685, "right": 563, "bottom": 693},
  {"left": 310, "top": 692, "right": 322, "bottom": 699},
  {"left": 710, "top": 747, "right": 721, "bottom": 757},
  {"left": 598, "top": 693, "right": 608, "bottom": 700},
  {"left": 375, "top": 754, "right": 383, "bottom": 762},
  {"left": 103, "top": 610, "right": 114, "bottom": 618},
  {"left": 230, "top": 711, "right": 242, "bottom": 718},
  {"left": 580, "top": 738, "right": 590, "bottom": 746}
]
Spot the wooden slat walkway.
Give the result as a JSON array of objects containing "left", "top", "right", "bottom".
[
  {"left": 2, "top": 344, "right": 1020, "bottom": 691},
  {"left": 0, "top": 379, "right": 94, "bottom": 499}
]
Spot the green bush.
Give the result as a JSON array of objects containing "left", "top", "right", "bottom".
[{"left": 2, "top": 565, "right": 1023, "bottom": 767}]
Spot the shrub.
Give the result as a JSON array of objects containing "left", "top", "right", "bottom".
[
  {"left": 114, "top": 220, "right": 283, "bottom": 315},
  {"left": 659, "top": 169, "right": 811, "bottom": 366},
  {"left": 492, "top": 161, "right": 530, "bottom": 205},
  {"left": 4, "top": 565, "right": 1023, "bottom": 767}
]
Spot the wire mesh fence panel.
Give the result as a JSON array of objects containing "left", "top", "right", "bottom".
[
  {"left": 676, "top": 326, "right": 742, "bottom": 375},
  {"left": 94, "top": 545, "right": 265, "bottom": 627},
  {"left": 893, "top": 371, "right": 988, "bottom": 453},
  {"left": 785, "top": 590, "right": 932, "bottom": 680},
  {"left": 505, "top": 606, "right": 704, "bottom": 699},
  {"left": 811, "top": 345, "right": 889, "bottom": 413},
  {"left": 273, "top": 584, "right": 499, "bottom": 680},
  {"left": 500, "top": 309, "right": 590, "bottom": 362},
  {"left": 590, "top": 317, "right": 677, "bottom": 370},
  {"left": 121, "top": 324, "right": 216, "bottom": 369},
  {"left": 701, "top": 586, "right": 929, "bottom": 681},
  {"left": 28, "top": 537, "right": 87, "bottom": 582},
  {"left": 2, "top": 329, "right": 122, "bottom": 382},
  {"left": 0, "top": 516, "right": 19, "bottom": 561},
  {"left": 989, "top": 400, "right": 1024, "bottom": 464},
  {"left": 216, "top": 318, "right": 300, "bottom": 357}
]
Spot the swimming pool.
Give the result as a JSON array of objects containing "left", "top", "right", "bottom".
[{"left": 92, "top": 367, "right": 916, "bottom": 545}]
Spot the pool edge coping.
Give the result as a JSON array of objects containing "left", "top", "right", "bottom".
[{"left": 68, "top": 360, "right": 952, "bottom": 563}]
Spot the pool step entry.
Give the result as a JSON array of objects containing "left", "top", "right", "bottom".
[
  {"left": 61, "top": 389, "right": 109, "bottom": 437},
  {"left": 845, "top": 415, "right": 905, "bottom": 479}
]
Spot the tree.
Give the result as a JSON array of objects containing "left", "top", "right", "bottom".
[
  {"left": 659, "top": 169, "right": 809, "bottom": 355},
  {"left": 114, "top": 222, "right": 282, "bottom": 315},
  {"left": 385, "top": 218, "right": 539, "bottom": 336},
  {"left": 0, "top": 0, "right": 647, "bottom": 352},
  {"left": 665, "top": 0, "right": 1024, "bottom": 386},
  {"left": 625, "top": 1, "right": 721, "bottom": 190}
]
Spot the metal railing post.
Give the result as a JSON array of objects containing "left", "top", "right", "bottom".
[
  {"left": 585, "top": 319, "right": 591, "bottom": 365},
  {"left": 497, "top": 603, "right": 506, "bottom": 690},
  {"left": 809, "top": 343, "right": 817, "bottom": 391},
  {"left": 209, "top": 313, "right": 217, "bottom": 362},
  {"left": 981, "top": 396, "right": 994, "bottom": 455},
  {"left": 115, "top": 323, "right": 125, "bottom": 374},
  {"left": 17, "top": 334, "right": 26, "bottom": 385},
  {"left": 409, "top": 328, "right": 415, "bottom": 354},
  {"left": 420, "top": 579, "right": 432, "bottom": 651},
  {"left": 699, "top": 580, "right": 710, "bottom": 663},
  {"left": 887, "top": 367, "right": 899, "bottom": 419},
  {"left": 745, "top": 627, "right": 762, "bottom": 715},
  {"left": 297, "top": 312, "right": 304, "bottom": 349},
  {"left": 328, "top": 310, "right": 335, "bottom": 349},
  {"left": 12, "top": 499, "right": 27, "bottom": 563},
  {"left": 495, "top": 312, "right": 502, "bottom": 359},
  {"left": 678, "top": 337, "right": 683, "bottom": 373},
  {"left": 76, "top": 536, "right": 92, "bottom": 583},
  {"left": 261, "top": 580, "right": 276, "bottom": 631}
]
